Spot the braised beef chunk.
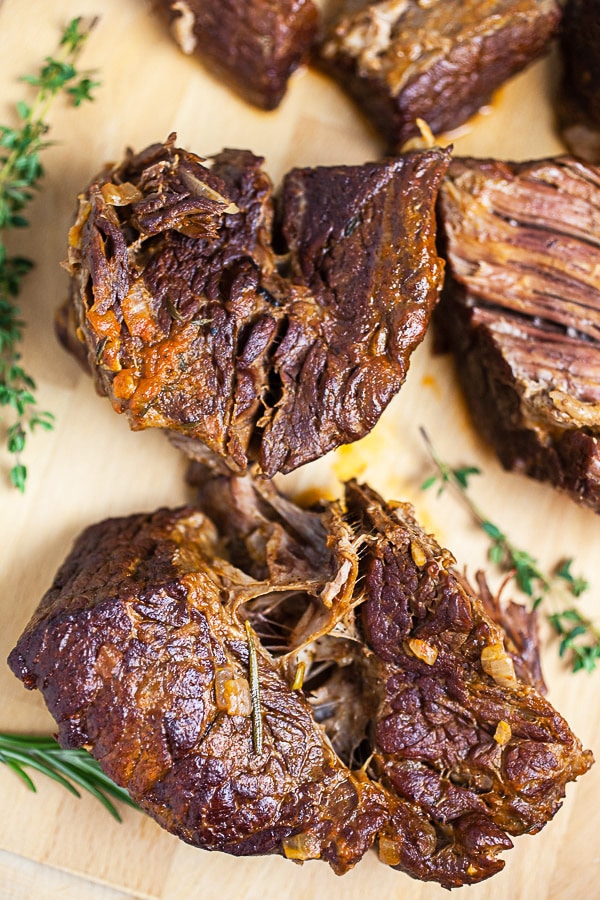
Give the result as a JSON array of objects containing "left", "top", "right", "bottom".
[
  {"left": 61, "top": 136, "right": 449, "bottom": 476},
  {"left": 318, "top": 0, "right": 561, "bottom": 149},
  {"left": 154, "top": 0, "right": 319, "bottom": 110},
  {"left": 558, "top": 0, "right": 600, "bottom": 163},
  {"left": 436, "top": 156, "right": 600, "bottom": 512},
  {"left": 9, "top": 473, "right": 592, "bottom": 886}
]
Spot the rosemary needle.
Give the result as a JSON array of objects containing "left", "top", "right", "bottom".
[
  {"left": 245, "top": 620, "right": 264, "bottom": 754},
  {"left": 0, "top": 732, "right": 137, "bottom": 822}
]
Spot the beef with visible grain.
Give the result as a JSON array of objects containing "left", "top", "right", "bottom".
[{"left": 436, "top": 155, "right": 600, "bottom": 511}]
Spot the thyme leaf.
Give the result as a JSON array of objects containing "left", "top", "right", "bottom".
[
  {"left": 0, "top": 17, "right": 99, "bottom": 491},
  {"left": 420, "top": 427, "right": 599, "bottom": 673}
]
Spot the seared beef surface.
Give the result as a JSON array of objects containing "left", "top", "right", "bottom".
[
  {"left": 9, "top": 473, "right": 592, "bottom": 887},
  {"left": 558, "top": 0, "right": 600, "bottom": 163},
  {"left": 154, "top": 0, "right": 319, "bottom": 109},
  {"left": 61, "top": 137, "right": 448, "bottom": 477},
  {"left": 436, "top": 156, "right": 600, "bottom": 511},
  {"left": 318, "top": 0, "right": 561, "bottom": 149}
]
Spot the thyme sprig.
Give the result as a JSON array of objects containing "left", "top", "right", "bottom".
[
  {"left": 420, "top": 427, "right": 600, "bottom": 673},
  {"left": 0, "top": 17, "right": 99, "bottom": 491},
  {"left": 0, "top": 732, "right": 137, "bottom": 821}
]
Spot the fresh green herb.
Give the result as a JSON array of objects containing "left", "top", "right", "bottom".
[
  {"left": 420, "top": 427, "right": 599, "bottom": 673},
  {"left": 245, "top": 620, "right": 263, "bottom": 754},
  {"left": 0, "top": 17, "right": 99, "bottom": 491},
  {"left": 555, "top": 558, "right": 590, "bottom": 598},
  {"left": 0, "top": 732, "right": 137, "bottom": 821}
]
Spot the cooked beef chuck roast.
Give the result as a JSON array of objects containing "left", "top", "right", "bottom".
[
  {"left": 317, "top": 0, "right": 561, "bottom": 150},
  {"left": 558, "top": 0, "right": 600, "bottom": 163},
  {"left": 153, "top": 0, "right": 319, "bottom": 110},
  {"left": 436, "top": 156, "right": 600, "bottom": 511},
  {"left": 9, "top": 473, "right": 592, "bottom": 886},
  {"left": 60, "top": 136, "right": 449, "bottom": 477}
]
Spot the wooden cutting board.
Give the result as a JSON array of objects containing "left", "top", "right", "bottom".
[{"left": 0, "top": 1, "right": 598, "bottom": 897}]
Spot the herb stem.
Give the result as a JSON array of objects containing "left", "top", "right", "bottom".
[
  {"left": 245, "top": 620, "right": 264, "bottom": 755},
  {"left": 0, "top": 17, "right": 99, "bottom": 491},
  {"left": 420, "top": 427, "right": 599, "bottom": 673}
]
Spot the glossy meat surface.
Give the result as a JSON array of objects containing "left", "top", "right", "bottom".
[
  {"left": 318, "top": 0, "right": 561, "bottom": 148},
  {"left": 436, "top": 156, "right": 600, "bottom": 511},
  {"left": 9, "top": 473, "right": 593, "bottom": 886},
  {"left": 61, "top": 137, "right": 448, "bottom": 476}
]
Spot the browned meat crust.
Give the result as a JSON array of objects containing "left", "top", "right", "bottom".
[
  {"left": 8, "top": 474, "right": 592, "bottom": 886},
  {"left": 60, "top": 136, "right": 449, "bottom": 476},
  {"left": 317, "top": 0, "right": 561, "bottom": 149},
  {"left": 558, "top": 0, "right": 600, "bottom": 163},
  {"left": 153, "top": 0, "right": 319, "bottom": 110},
  {"left": 436, "top": 156, "right": 600, "bottom": 511}
]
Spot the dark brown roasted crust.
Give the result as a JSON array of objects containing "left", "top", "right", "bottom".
[
  {"left": 153, "top": 0, "right": 319, "bottom": 110},
  {"left": 9, "top": 473, "right": 593, "bottom": 886},
  {"left": 317, "top": 0, "right": 561, "bottom": 149},
  {"left": 61, "top": 136, "right": 449, "bottom": 477},
  {"left": 436, "top": 155, "right": 600, "bottom": 511},
  {"left": 8, "top": 502, "right": 387, "bottom": 873},
  {"left": 558, "top": 0, "right": 600, "bottom": 163}
]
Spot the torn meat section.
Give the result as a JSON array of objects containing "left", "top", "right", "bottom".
[{"left": 61, "top": 136, "right": 449, "bottom": 477}]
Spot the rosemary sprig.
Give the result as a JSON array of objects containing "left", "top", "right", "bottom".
[
  {"left": 0, "top": 17, "right": 99, "bottom": 491},
  {"left": 245, "top": 620, "right": 264, "bottom": 754},
  {"left": 420, "top": 427, "right": 600, "bottom": 673},
  {"left": 0, "top": 732, "right": 137, "bottom": 821}
]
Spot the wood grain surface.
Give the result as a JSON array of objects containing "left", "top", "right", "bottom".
[{"left": 0, "top": 2, "right": 598, "bottom": 898}]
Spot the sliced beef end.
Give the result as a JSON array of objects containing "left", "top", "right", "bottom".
[
  {"left": 558, "top": 0, "right": 600, "bottom": 163},
  {"left": 8, "top": 504, "right": 387, "bottom": 874},
  {"left": 317, "top": 0, "right": 561, "bottom": 150},
  {"left": 436, "top": 155, "right": 600, "bottom": 511},
  {"left": 154, "top": 0, "right": 318, "bottom": 110},
  {"left": 343, "top": 481, "right": 593, "bottom": 887},
  {"left": 62, "top": 138, "right": 449, "bottom": 477}
]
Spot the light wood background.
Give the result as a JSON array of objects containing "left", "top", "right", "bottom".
[{"left": 0, "top": 1, "right": 598, "bottom": 898}]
